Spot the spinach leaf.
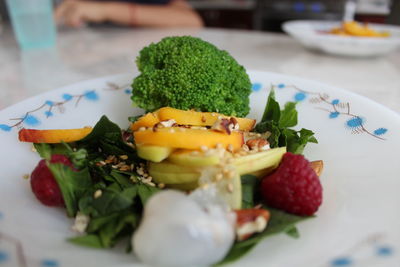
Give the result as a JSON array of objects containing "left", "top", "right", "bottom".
[
  {"left": 34, "top": 143, "right": 70, "bottom": 159},
  {"left": 138, "top": 184, "right": 160, "bottom": 205},
  {"left": 285, "top": 226, "right": 300, "bottom": 239},
  {"left": 68, "top": 234, "right": 104, "bottom": 248},
  {"left": 241, "top": 175, "right": 259, "bottom": 209},
  {"left": 47, "top": 163, "right": 92, "bottom": 217},
  {"left": 255, "top": 89, "right": 317, "bottom": 154},
  {"left": 218, "top": 208, "right": 311, "bottom": 265}
]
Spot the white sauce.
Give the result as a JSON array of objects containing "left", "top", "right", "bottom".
[{"left": 132, "top": 190, "right": 235, "bottom": 267}]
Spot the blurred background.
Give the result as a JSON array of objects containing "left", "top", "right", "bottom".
[{"left": 1, "top": 0, "right": 399, "bottom": 31}]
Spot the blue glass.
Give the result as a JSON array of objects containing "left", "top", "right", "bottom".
[{"left": 6, "top": 0, "right": 56, "bottom": 50}]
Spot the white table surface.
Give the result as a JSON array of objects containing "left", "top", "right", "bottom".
[{"left": 0, "top": 25, "right": 399, "bottom": 114}]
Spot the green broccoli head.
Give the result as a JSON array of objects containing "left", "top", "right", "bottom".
[{"left": 131, "top": 36, "right": 252, "bottom": 117}]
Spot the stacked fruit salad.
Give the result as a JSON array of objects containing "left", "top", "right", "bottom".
[{"left": 18, "top": 36, "right": 323, "bottom": 266}]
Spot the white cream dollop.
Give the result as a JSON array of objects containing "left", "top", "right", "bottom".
[{"left": 132, "top": 190, "right": 235, "bottom": 267}]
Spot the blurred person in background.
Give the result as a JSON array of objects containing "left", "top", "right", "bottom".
[{"left": 55, "top": 0, "right": 203, "bottom": 28}]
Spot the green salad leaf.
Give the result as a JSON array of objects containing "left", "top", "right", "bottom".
[
  {"left": 218, "top": 208, "right": 311, "bottom": 265},
  {"left": 38, "top": 116, "right": 159, "bottom": 249},
  {"left": 255, "top": 89, "right": 318, "bottom": 154}
]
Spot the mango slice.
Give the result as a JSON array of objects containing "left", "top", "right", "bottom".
[
  {"left": 131, "top": 112, "right": 160, "bottom": 131},
  {"left": 157, "top": 107, "right": 256, "bottom": 131},
  {"left": 134, "top": 127, "right": 244, "bottom": 151},
  {"left": 18, "top": 128, "right": 92, "bottom": 143}
]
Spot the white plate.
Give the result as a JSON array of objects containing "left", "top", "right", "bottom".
[
  {"left": 0, "top": 71, "right": 399, "bottom": 267},
  {"left": 282, "top": 20, "right": 400, "bottom": 57}
]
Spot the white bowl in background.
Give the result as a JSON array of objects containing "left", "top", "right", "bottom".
[{"left": 282, "top": 20, "right": 400, "bottom": 57}]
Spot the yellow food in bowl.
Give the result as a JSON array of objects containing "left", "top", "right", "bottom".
[{"left": 329, "top": 21, "right": 390, "bottom": 37}]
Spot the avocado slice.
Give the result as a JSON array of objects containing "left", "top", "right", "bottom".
[
  {"left": 234, "top": 147, "right": 286, "bottom": 175},
  {"left": 168, "top": 149, "right": 221, "bottom": 167},
  {"left": 137, "top": 145, "right": 174, "bottom": 162}
]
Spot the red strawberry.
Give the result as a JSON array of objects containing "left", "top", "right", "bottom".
[
  {"left": 261, "top": 152, "right": 323, "bottom": 216},
  {"left": 30, "top": 155, "right": 73, "bottom": 207}
]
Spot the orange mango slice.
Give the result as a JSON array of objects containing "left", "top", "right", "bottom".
[
  {"left": 134, "top": 127, "right": 243, "bottom": 151},
  {"left": 19, "top": 128, "right": 92, "bottom": 143},
  {"left": 131, "top": 112, "right": 160, "bottom": 131},
  {"left": 131, "top": 107, "right": 256, "bottom": 131}
]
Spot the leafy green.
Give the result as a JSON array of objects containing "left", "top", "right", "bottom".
[
  {"left": 68, "top": 234, "right": 104, "bottom": 248},
  {"left": 218, "top": 208, "right": 311, "bottom": 265},
  {"left": 255, "top": 89, "right": 317, "bottom": 154},
  {"left": 34, "top": 116, "right": 159, "bottom": 249},
  {"left": 241, "top": 175, "right": 259, "bottom": 209},
  {"left": 285, "top": 226, "right": 300, "bottom": 239},
  {"left": 47, "top": 163, "right": 92, "bottom": 217}
]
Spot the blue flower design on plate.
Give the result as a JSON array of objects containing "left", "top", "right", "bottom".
[
  {"left": 124, "top": 89, "right": 131, "bottom": 95},
  {"left": 84, "top": 91, "right": 99, "bottom": 101},
  {"left": 374, "top": 128, "right": 387, "bottom": 136},
  {"left": 252, "top": 83, "right": 262, "bottom": 91},
  {"left": 376, "top": 245, "right": 393, "bottom": 256},
  {"left": 294, "top": 92, "right": 306, "bottom": 102},
  {"left": 45, "top": 100, "right": 54, "bottom": 106},
  {"left": 0, "top": 124, "right": 11, "bottom": 132},
  {"left": 346, "top": 117, "right": 363, "bottom": 128},
  {"left": 277, "top": 83, "right": 285, "bottom": 89},
  {"left": 0, "top": 250, "right": 9, "bottom": 263},
  {"left": 330, "top": 257, "right": 352, "bottom": 266},
  {"left": 41, "top": 259, "right": 59, "bottom": 267},
  {"left": 329, "top": 112, "right": 340, "bottom": 119},
  {"left": 62, "top": 94, "right": 73, "bottom": 101},
  {"left": 45, "top": 111, "right": 54, "bottom": 117},
  {"left": 25, "top": 115, "right": 40, "bottom": 126},
  {"left": 331, "top": 99, "right": 340, "bottom": 105}
]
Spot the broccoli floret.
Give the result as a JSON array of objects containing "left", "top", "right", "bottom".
[{"left": 131, "top": 36, "right": 252, "bottom": 117}]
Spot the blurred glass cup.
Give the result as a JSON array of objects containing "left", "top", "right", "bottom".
[{"left": 6, "top": 0, "right": 56, "bottom": 50}]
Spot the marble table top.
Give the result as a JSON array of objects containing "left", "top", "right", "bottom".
[{"left": 0, "top": 25, "right": 399, "bottom": 114}]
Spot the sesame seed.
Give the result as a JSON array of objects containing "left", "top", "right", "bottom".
[
  {"left": 216, "top": 143, "right": 223, "bottom": 149},
  {"left": 94, "top": 190, "right": 102, "bottom": 199},
  {"left": 169, "top": 128, "right": 175, "bottom": 133},
  {"left": 119, "top": 155, "right": 128, "bottom": 160},
  {"left": 137, "top": 168, "right": 144, "bottom": 175},
  {"left": 158, "top": 183, "right": 165, "bottom": 189},
  {"left": 179, "top": 128, "right": 186, "bottom": 132},
  {"left": 215, "top": 173, "right": 223, "bottom": 181},
  {"left": 242, "top": 144, "right": 250, "bottom": 152},
  {"left": 148, "top": 182, "right": 156, "bottom": 187},
  {"left": 190, "top": 151, "right": 200, "bottom": 156},
  {"left": 227, "top": 183, "right": 234, "bottom": 193}
]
